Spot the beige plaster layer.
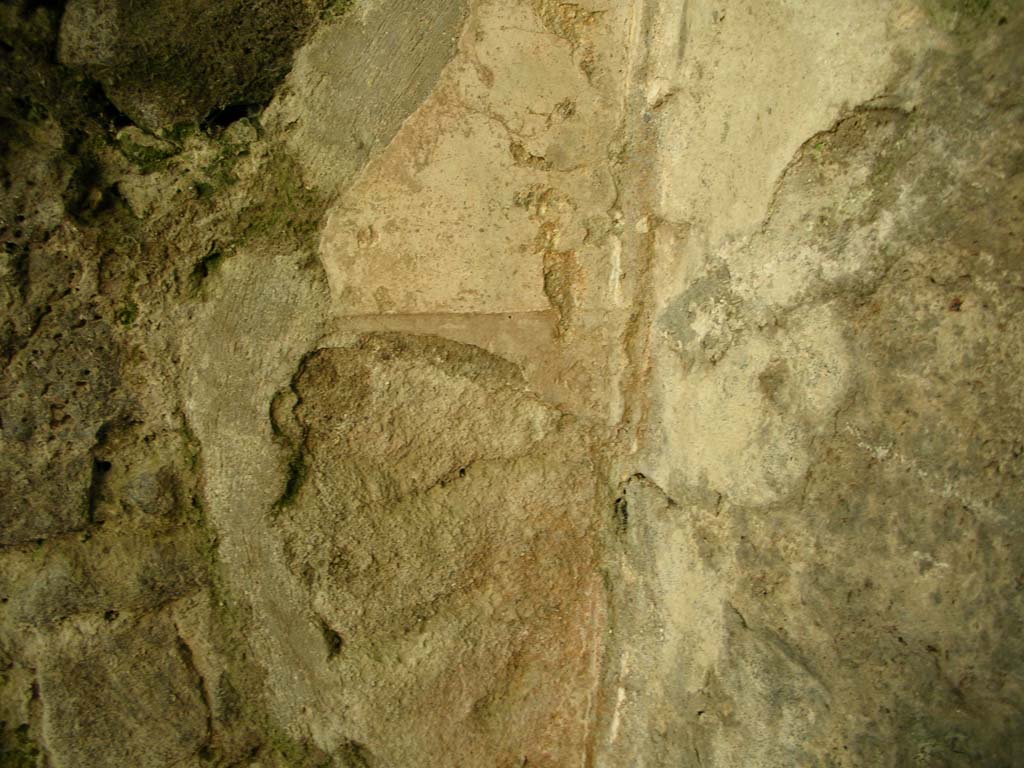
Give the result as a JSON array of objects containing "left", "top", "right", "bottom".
[
  {"left": 6, "top": 0, "right": 1023, "bottom": 766},
  {"left": 641, "top": 0, "right": 937, "bottom": 505},
  {"left": 313, "top": 0, "right": 638, "bottom": 423}
]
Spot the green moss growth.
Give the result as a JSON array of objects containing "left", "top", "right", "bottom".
[
  {"left": 201, "top": 144, "right": 245, "bottom": 192},
  {"left": 937, "top": 0, "right": 991, "bottom": 14},
  {"left": 261, "top": 723, "right": 333, "bottom": 768},
  {"left": 160, "top": 121, "right": 199, "bottom": 148},
  {"left": 322, "top": 0, "right": 356, "bottom": 19},
  {"left": 235, "top": 151, "right": 326, "bottom": 249},
  {"left": 0, "top": 723, "right": 39, "bottom": 768},
  {"left": 14, "top": 95, "right": 49, "bottom": 124},
  {"left": 338, "top": 740, "right": 373, "bottom": 768},
  {"left": 116, "top": 133, "right": 176, "bottom": 174},
  {"left": 919, "top": 0, "right": 996, "bottom": 30},
  {"left": 115, "top": 300, "right": 138, "bottom": 326}
]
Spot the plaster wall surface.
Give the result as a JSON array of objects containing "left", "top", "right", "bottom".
[{"left": 0, "top": 1, "right": 1021, "bottom": 766}]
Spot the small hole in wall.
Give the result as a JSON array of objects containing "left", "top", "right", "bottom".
[
  {"left": 104, "top": 609, "right": 118, "bottom": 621},
  {"left": 319, "top": 618, "right": 344, "bottom": 660},
  {"left": 613, "top": 497, "right": 629, "bottom": 532},
  {"left": 202, "top": 102, "right": 260, "bottom": 132}
]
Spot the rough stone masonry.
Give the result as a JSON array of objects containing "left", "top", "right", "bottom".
[{"left": 0, "top": 0, "right": 1022, "bottom": 766}]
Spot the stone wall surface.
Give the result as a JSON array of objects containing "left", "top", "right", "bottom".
[{"left": 0, "top": 1, "right": 1021, "bottom": 767}]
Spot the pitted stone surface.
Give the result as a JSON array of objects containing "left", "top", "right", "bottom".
[{"left": 1, "top": 0, "right": 1022, "bottom": 766}]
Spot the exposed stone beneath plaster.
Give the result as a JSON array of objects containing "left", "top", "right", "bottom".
[{"left": 1, "top": 0, "right": 1021, "bottom": 766}]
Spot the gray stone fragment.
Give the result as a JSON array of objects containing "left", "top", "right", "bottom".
[{"left": 59, "top": 0, "right": 323, "bottom": 131}]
